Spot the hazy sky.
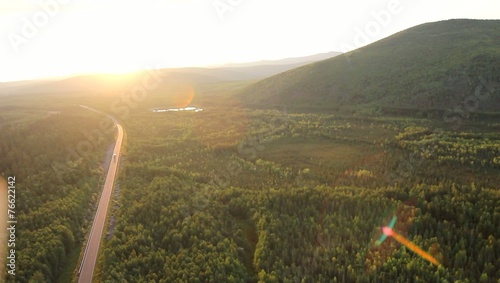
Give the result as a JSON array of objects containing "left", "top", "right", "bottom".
[{"left": 0, "top": 0, "right": 499, "bottom": 82}]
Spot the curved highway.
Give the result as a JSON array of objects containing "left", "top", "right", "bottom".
[{"left": 78, "top": 106, "right": 123, "bottom": 283}]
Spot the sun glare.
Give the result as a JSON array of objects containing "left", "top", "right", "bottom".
[
  {"left": 1, "top": 0, "right": 499, "bottom": 82},
  {"left": 1, "top": 0, "right": 215, "bottom": 81}
]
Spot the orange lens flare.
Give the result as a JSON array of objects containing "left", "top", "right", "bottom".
[
  {"left": 383, "top": 227, "right": 440, "bottom": 266},
  {"left": 171, "top": 84, "right": 195, "bottom": 108}
]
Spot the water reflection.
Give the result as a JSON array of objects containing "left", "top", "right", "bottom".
[{"left": 153, "top": 107, "right": 203, "bottom": 113}]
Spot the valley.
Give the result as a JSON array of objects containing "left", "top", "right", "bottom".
[{"left": 0, "top": 19, "right": 499, "bottom": 282}]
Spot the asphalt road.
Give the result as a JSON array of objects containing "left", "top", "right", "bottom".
[{"left": 78, "top": 116, "right": 123, "bottom": 283}]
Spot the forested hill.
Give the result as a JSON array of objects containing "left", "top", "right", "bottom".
[{"left": 238, "top": 19, "right": 500, "bottom": 112}]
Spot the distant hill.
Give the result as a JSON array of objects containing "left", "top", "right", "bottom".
[
  {"left": 238, "top": 19, "right": 500, "bottom": 113},
  {"left": 0, "top": 73, "right": 150, "bottom": 96},
  {"left": 0, "top": 52, "right": 341, "bottom": 95},
  {"left": 217, "top": 51, "right": 342, "bottom": 68}
]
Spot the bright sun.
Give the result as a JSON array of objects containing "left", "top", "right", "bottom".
[{"left": 1, "top": 0, "right": 219, "bottom": 81}]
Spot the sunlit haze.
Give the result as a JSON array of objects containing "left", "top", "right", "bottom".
[{"left": 0, "top": 0, "right": 498, "bottom": 82}]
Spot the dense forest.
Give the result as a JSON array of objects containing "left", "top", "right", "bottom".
[
  {"left": 0, "top": 99, "right": 115, "bottom": 282},
  {"left": 1, "top": 84, "right": 499, "bottom": 282},
  {"left": 100, "top": 106, "right": 499, "bottom": 282}
]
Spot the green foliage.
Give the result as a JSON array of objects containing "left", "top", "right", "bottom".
[
  {"left": 397, "top": 127, "right": 500, "bottom": 168},
  {"left": 102, "top": 105, "right": 499, "bottom": 282},
  {"left": 239, "top": 19, "right": 500, "bottom": 114},
  {"left": 0, "top": 99, "right": 114, "bottom": 282}
]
